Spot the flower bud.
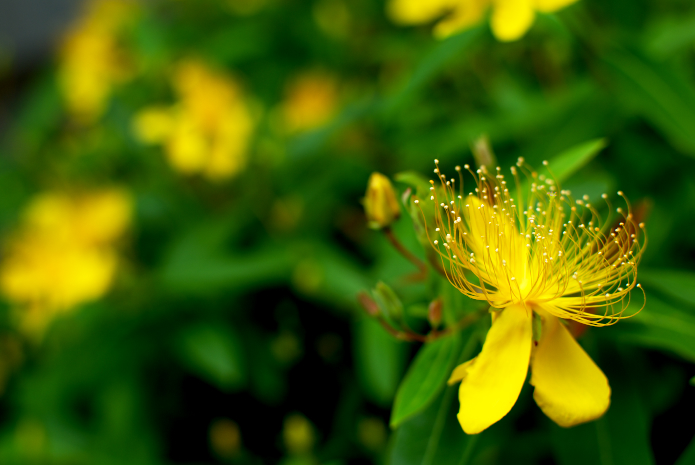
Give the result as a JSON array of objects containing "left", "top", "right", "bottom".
[
  {"left": 373, "top": 281, "right": 403, "bottom": 321},
  {"left": 364, "top": 172, "right": 400, "bottom": 229},
  {"left": 357, "top": 291, "right": 380, "bottom": 317},
  {"left": 427, "top": 298, "right": 442, "bottom": 328}
]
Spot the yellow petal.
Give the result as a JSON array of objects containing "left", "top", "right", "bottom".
[
  {"left": 534, "top": 0, "right": 579, "bottom": 13},
  {"left": 386, "top": 0, "right": 456, "bottom": 25},
  {"left": 457, "top": 304, "right": 533, "bottom": 434},
  {"left": 530, "top": 309, "right": 610, "bottom": 427},
  {"left": 448, "top": 357, "right": 477, "bottom": 385},
  {"left": 490, "top": 0, "right": 535, "bottom": 41},
  {"left": 433, "top": 0, "right": 490, "bottom": 39}
]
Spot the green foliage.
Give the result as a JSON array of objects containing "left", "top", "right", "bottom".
[{"left": 0, "top": 0, "right": 694, "bottom": 462}]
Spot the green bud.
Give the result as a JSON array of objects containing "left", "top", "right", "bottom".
[{"left": 372, "top": 281, "right": 403, "bottom": 321}]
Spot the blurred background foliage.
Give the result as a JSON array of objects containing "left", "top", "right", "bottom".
[{"left": 0, "top": 0, "right": 694, "bottom": 463}]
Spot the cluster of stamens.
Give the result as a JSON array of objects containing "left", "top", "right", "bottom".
[{"left": 416, "top": 158, "right": 646, "bottom": 326}]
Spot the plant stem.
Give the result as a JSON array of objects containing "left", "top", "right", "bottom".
[{"left": 383, "top": 227, "right": 427, "bottom": 276}]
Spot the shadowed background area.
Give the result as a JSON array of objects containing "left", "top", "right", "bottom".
[{"left": 0, "top": 0, "right": 694, "bottom": 464}]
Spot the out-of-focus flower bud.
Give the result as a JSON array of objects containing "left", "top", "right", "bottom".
[
  {"left": 373, "top": 281, "right": 403, "bottom": 321},
  {"left": 357, "top": 291, "right": 380, "bottom": 317},
  {"left": 364, "top": 172, "right": 400, "bottom": 229},
  {"left": 427, "top": 298, "right": 442, "bottom": 328}
]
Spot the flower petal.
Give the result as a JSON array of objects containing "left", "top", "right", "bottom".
[
  {"left": 490, "top": 0, "right": 535, "bottom": 42},
  {"left": 530, "top": 309, "right": 611, "bottom": 427},
  {"left": 433, "top": 0, "right": 490, "bottom": 39},
  {"left": 448, "top": 357, "right": 477, "bottom": 385},
  {"left": 534, "top": 0, "right": 579, "bottom": 13},
  {"left": 387, "top": 0, "right": 457, "bottom": 25},
  {"left": 457, "top": 304, "right": 533, "bottom": 434}
]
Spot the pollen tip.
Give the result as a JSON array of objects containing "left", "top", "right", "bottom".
[
  {"left": 414, "top": 200, "right": 419, "bottom": 204},
  {"left": 455, "top": 166, "right": 461, "bottom": 171},
  {"left": 434, "top": 159, "right": 439, "bottom": 164},
  {"left": 464, "top": 164, "right": 470, "bottom": 169},
  {"left": 542, "top": 160, "right": 548, "bottom": 165}
]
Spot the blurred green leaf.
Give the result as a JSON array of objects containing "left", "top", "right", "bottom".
[
  {"left": 602, "top": 295, "right": 695, "bottom": 362},
  {"left": 677, "top": 437, "right": 695, "bottom": 465},
  {"left": 394, "top": 171, "right": 432, "bottom": 197},
  {"left": 354, "top": 317, "right": 406, "bottom": 406},
  {"left": 176, "top": 323, "right": 246, "bottom": 391},
  {"left": 546, "top": 138, "right": 607, "bottom": 183},
  {"left": 159, "top": 219, "right": 294, "bottom": 295},
  {"left": 602, "top": 50, "right": 695, "bottom": 156},
  {"left": 391, "top": 334, "right": 462, "bottom": 428},
  {"left": 381, "top": 28, "right": 480, "bottom": 118},
  {"left": 638, "top": 268, "right": 695, "bottom": 307},
  {"left": 551, "top": 349, "right": 655, "bottom": 465},
  {"left": 644, "top": 14, "right": 695, "bottom": 58}
]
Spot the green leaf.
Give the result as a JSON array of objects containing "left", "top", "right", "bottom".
[
  {"left": 644, "top": 14, "right": 695, "bottom": 58},
  {"left": 551, "top": 348, "right": 655, "bottom": 465},
  {"left": 545, "top": 138, "right": 607, "bottom": 184},
  {"left": 176, "top": 323, "right": 246, "bottom": 391},
  {"left": 354, "top": 317, "right": 406, "bottom": 406},
  {"left": 676, "top": 435, "right": 695, "bottom": 465},
  {"left": 388, "top": 329, "right": 479, "bottom": 465},
  {"left": 381, "top": 28, "right": 481, "bottom": 118},
  {"left": 638, "top": 268, "right": 695, "bottom": 307},
  {"left": 602, "top": 295, "right": 695, "bottom": 362},
  {"left": 394, "top": 171, "right": 433, "bottom": 197},
  {"left": 390, "top": 334, "right": 462, "bottom": 428},
  {"left": 602, "top": 50, "right": 695, "bottom": 156}
]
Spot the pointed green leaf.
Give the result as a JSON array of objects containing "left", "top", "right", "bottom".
[
  {"left": 545, "top": 138, "right": 607, "bottom": 183},
  {"left": 176, "top": 323, "right": 246, "bottom": 391},
  {"left": 390, "top": 334, "right": 462, "bottom": 428},
  {"left": 354, "top": 318, "right": 406, "bottom": 406},
  {"left": 388, "top": 328, "right": 480, "bottom": 465}
]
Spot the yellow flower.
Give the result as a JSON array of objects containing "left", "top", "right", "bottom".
[
  {"left": 58, "top": 0, "right": 136, "bottom": 122},
  {"left": 422, "top": 159, "right": 645, "bottom": 433},
  {"left": 364, "top": 172, "right": 401, "bottom": 229},
  {"left": 0, "top": 189, "right": 132, "bottom": 337},
  {"left": 279, "top": 71, "right": 338, "bottom": 133},
  {"left": 387, "top": 0, "right": 579, "bottom": 41},
  {"left": 133, "top": 59, "right": 255, "bottom": 180}
]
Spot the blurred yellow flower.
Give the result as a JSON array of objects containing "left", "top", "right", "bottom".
[
  {"left": 282, "top": 413, "right": 315, "bottom": 455},
  {"left": 58, "top": 0, "right": 136, "bottom": 122},
  {"left": 279, "top": 71, "right": 338, "bottom": 133},
  {"left": 0, "top": 189, "right": 132, "bottom": 337},
  {"left": 387, "top": 0, "right": 579, "bottom": 41},
  {"left": 133, "top": 59, "right": 255, "bottom": 180}
]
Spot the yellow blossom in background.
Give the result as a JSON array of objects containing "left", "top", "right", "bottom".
[
  {"left": 0, "top": 189, "right": 132, "bottom": 338},
  {"left": 133, "top": 59, "right": 255, "bottom": 180},
  {"left": 58, "top": 0, "right": 136, "bottom": 123},
  {"left": 279, "top": 71, "right": 338, "bottom": 133},
  {"left": 387, "top": 0, "right": 579, "bottom": 41},
  {"left": 282, "top": 413, "right": 315, "bottom": 456},
  {"left": 420, "top": 158, "right": 645, "bottom": 434}
]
